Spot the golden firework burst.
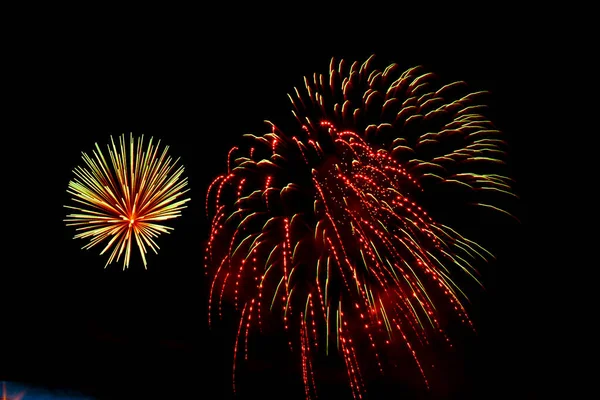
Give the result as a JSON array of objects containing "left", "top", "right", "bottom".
[{"left": 65, "top": 133, "right": 191, "bottom": 269}]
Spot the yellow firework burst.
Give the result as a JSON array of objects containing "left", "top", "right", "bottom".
[{"left": 65, "top": 133, "right": 191, "bottom": 269}]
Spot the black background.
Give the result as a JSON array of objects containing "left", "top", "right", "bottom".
[{"left": 2, "top": 9, "right": 555, "bottom": 400}]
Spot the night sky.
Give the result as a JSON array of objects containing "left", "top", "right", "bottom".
[{"left": 3, "top": 12, "right": 551, "bottom": 400}]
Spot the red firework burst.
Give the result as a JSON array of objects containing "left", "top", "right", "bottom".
[{"left": 204, "top": 55, "right": 516, "bottom": 399}]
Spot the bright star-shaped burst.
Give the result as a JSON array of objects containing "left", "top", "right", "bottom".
[{"left": 65, "top": 133, "right": 191, "bottom": 269}]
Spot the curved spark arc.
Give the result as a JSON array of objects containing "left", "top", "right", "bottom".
[
  {"left": 205, "top": 55, "right": 514, "bottom": 399},
  {"left": 65, "top": 133, "right": 191, "bottom": 269}
]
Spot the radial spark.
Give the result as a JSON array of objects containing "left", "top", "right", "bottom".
[{"left": 65, "top": 133, "right": 191, "bottom": 269}]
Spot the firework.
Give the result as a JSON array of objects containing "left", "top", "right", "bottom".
[
  {"left": 1, "top": 382, "right": 25, "bottom": 400},
  {"left": 65, "top": 133, "right": 191, "bottom": 269},
  {"left": 205, "top": 55, "right": 515, "bottom": 398}
]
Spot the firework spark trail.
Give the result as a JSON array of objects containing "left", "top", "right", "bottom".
[
  {"left": 65, "top": 133, "right": 191, "bottom": 269},
  {"left": 1, "top": 383, "right": 25, "bottom": 400},
  {"left": 205, "top": 55, "right": 515, "bottom": 398}
]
